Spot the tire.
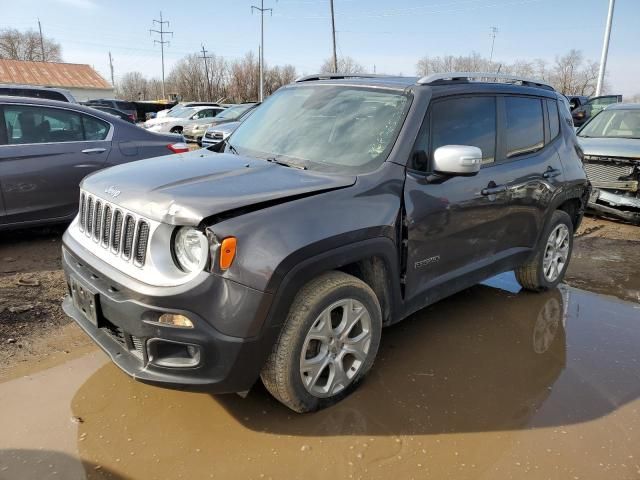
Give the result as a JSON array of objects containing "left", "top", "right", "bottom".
[
  {"left": 170, "top": 127, "right": 183, "bottom": 134},
  {"left": 516, "top": 210, "right": 574, "bottom": 291},
  {"left": 261, "top": 271, "right": 382, "bottom": 413}
]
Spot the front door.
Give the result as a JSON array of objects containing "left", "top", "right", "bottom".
[
  {"left": 0, "top": 103, "right": 112, "bottom": 226},
  {"left": 404, "top": 95, "right": 512, "bottom": 304}
]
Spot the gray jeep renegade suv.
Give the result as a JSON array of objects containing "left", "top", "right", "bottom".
[{"left": 61, "top": 73, "right": 590, "bottom": 412}]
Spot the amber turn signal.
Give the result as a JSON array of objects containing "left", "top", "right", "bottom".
[{"left": 219, "top": 237, "right": 237, "bottom": 270}]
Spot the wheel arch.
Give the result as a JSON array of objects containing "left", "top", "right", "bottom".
[{"left": 264, "top": 236, "right": 402, "bottom": 332}]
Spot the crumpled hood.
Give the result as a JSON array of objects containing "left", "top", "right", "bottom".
[
  {"left": 578, "top": 137, "right": 640, "bottom": 160},
  {"left": 81, "top": 149, "right": 356, "bottom": 225}
]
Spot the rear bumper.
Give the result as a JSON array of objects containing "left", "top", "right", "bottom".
[{"left": 61, "top": 236, "right": 276, "bottom": 393}]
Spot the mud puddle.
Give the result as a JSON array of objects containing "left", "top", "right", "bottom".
[{"left": 1, "top": 283, "right": 639, "bottom": 480}]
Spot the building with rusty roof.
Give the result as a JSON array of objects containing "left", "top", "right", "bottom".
[{"left": 0, "top": 59, "right": 114, "bottom": 102}]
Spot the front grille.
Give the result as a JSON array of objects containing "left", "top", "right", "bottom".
[
  {"left": 584, "top": 160, "right": 637, "bottom": 192},
  {"left": 101, "top": 318, "right": 145, "bottom": 360},
  {"left": 78, "top": 192, "right": 151, "bottom": 267}
]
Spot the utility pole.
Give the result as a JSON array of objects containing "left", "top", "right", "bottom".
[
  {"left": 108, "top": 52, "right": 115, "bottom": 86},
  {"left": 489, "top": 26, "right": 498, "bottom": 63},
  {"left": 200, "top": 44, "right": 212, "bottom": 101},
  {"left": 251, "top": 0, "right": 273, "bottom": 102},
  {"left": 37, "top": 18, "right": 45, "bottom": 62},
  {"left": 330, "top": 0, "right": 338, "bottom": 73},
  {"left": 150, "top": 11, "right": 173, "bottom": 100},
  {"left": 596, "top": 0, "right": 615, "bottom": 96}
]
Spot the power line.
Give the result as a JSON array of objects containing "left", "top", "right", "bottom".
[
  {"left": 489, "top": 26, "right": 499, "bottom": 62},
  {"left": 200, "top": 44, "right": 212, "bottom": 101},
  {"left": 150, "top": 11, "right": 173, "bottom": 100},
  {"left": 251, "top": 0, "right": 274, "bottom": 102}
]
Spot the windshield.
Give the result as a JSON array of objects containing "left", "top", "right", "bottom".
[
  {"left": 579, "top": 109, "right": 640, "bottom": 139},
  {"left": 217, "top": 104, "right": 253, "bottom": 120},
  {"left": 228, "top": 86, "right": 410, "bottom": 173},
  {"left": 173, "top": 107, "right": 198, "bottom": 119}
]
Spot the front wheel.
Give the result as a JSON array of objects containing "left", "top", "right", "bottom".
[
  {"left": 516, "top": 210, "right": 574, "bottom": 291},
  {"left": 261, "top": 271, "right": 382, "bottom": 413}
]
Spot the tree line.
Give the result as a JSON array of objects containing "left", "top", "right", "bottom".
[{"left": 116, "top": 52, "right": 297, "bottom": 103}]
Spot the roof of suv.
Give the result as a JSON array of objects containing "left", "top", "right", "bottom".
[{"left": 294, "top": 72, "right": 556, "bottom": 94}]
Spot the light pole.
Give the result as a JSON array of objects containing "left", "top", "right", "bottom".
[
  {"left": 330, "top": 0, "right": 338, "bottom": 73},
  {"left": 596, "top": 0, "right": 615, "bottom": 96}
]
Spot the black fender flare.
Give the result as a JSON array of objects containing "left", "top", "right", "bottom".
[{"left": 262, "top": 235, "right": 402, "bottom": 332}]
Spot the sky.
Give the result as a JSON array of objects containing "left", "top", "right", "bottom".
[{"left": 2, "top": 0, "right": 639, "bottom": 96}]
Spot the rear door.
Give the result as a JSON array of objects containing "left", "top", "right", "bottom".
[
  {"left": 0, "top": 103, "right": 112, "bottom": 226},
  {"left": 482, "top": 95, "right": 562, "bottom": 254}
]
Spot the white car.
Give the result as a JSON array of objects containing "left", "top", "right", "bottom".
[
  {"left": 144, "top": 106, "right": 225, "bottom": 134},
  {"left": 155, "top": 102, "right": 223, "bottom": 119}
]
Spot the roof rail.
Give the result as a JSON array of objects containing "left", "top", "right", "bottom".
[
  {"left": 417, "top": 72, "right": 555, "bottom": 91},
  {"left": 295, "top": 73, "right": 386, "bottom": 83}
]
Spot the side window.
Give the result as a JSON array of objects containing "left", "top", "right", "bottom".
[
  {"left": 82, "top": 114, "right": 110, "bottom": 140},
  {"left": 1, "top": 105, "right": 107, "bottom": 144},
  {"left": 504, "top": 97, "right": 544, "bottom": 158},
  {"left": 430, "top": 96, "right": 496, "bottom": 166},
  {"left": 547, "top": 99, "right": 560, "bottom": 140}
]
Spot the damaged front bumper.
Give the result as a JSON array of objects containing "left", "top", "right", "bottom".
[{"left": 588, "top": 188, "right": 640, "bottom": 224}]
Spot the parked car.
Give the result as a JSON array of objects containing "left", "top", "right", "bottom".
[
  {"left": 86, "top": 99, "right": 138, "bottom": 123},
  {"left": 0, "top": 84, "right": 77, "bottom": 103},
  {"left": 143, "top": 106, "right": 225, "bottom": 134},
  {"left": 189, "top": 103, "right": 259, "bottom": 145},
  {"left": 134, "top": 101, "right": 177, "bottom": 122},
  {"left": 155, "top": 102, "right": 222, "bottom": 119},
  {"left": 577, "top": 103, "right": 640, "bottom": 224},
  {"left": 0, "top": 96, "right": 188, "bottom": 230},
  {"left": 572, "top": 94, "right": 622, "bottom": 127},
  {"left": 565, "top": 95, "right": 589, "bottom": 111},
  {"left": 61, "top": 73, "right": 589, "bottom": 413},
  {"left": 88, "top": 105, "right": 135, "bottom": 123}
]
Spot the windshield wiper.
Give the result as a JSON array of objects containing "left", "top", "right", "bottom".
[
  {"left": 266, "top": 157, "right": 307, "bottom": 170},
  {"left": 226, "top": 141, "right": 240, "bottom": 155}
]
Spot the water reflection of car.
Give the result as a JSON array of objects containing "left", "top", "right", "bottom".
[
  {"left": 197, "top": 103, "right": 259, "bottom": 147},
  {"left": 572, "top": 94, "right": 622, "bottom": 127},
  {"left": 577, "top": 103, "right": 640, "bottom": 224}
]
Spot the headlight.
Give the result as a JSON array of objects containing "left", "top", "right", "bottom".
[{"left": 172, "top": 227, "right": 208, "bottom": 273}]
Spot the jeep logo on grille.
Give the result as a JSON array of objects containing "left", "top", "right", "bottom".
[{"left": 105, "top": 186, "right": 121, "bottom": 198}]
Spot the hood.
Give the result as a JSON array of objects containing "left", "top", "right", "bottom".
[
  {"left": 578, "top": 137, "right": 640, "bottom": 159},
  {"left": 213, "top": 121, "right": 241, "bottom": 134},
  {"left": 81, "top": 150, "right": 356, "bottom": 225}
]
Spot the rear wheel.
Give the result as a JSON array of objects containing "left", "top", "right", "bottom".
[
  {"left": 261, "top": 271, "right": 382, "bottom": 413},
  {"left": 516, "top": 210, "right": 574, "bottom": 291},
  {"left": 170, "top": 126, "right": 183, "bottom": 134}
]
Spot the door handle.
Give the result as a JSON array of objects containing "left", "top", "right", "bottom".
[
  {"left": 543, "top": 167, "right": 562, "bottom": 179},
  {"left": 81, "top": 148, "right": 106, "bottom": 154},
  {"left": 481, "top": 184, "right": 507, "bottom": 196}
]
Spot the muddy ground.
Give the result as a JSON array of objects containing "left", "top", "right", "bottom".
[{"left": 0, "top": 215, "right": 639, "bottom": 479}]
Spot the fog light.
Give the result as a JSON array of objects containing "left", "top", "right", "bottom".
[{"left": 158, "top": 313, "right": 194, "bottom": 328}]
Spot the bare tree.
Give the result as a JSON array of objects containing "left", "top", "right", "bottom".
[
  {"left": 415, "top": 49, "right": 604, "bottom": 95},
  {"left": 227, "top": 52, "right": 260, "bottom": 102},
  {"left": 0, "top": 28, "right": 62, "bottom": 62},
  {"left": 115, "top": 72, "right": 148, "bottom": 100},
  {"left": 320, "top": 56, "right": 364, "bottom": 74}
]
